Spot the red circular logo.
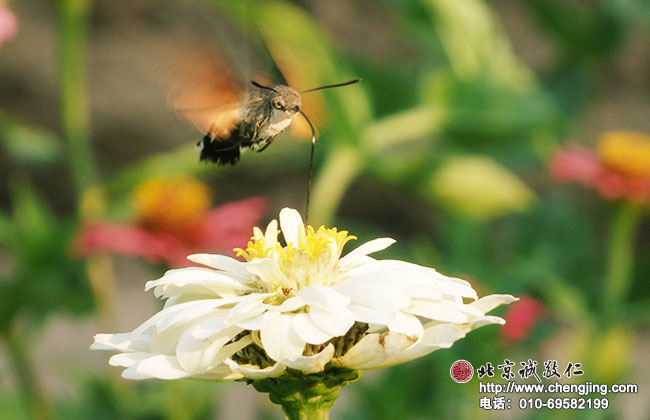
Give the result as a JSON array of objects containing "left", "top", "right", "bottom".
[{"left": 450, "top": 360, "right": 474, "bottom": 383}]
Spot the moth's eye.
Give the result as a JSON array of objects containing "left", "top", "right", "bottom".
[{"left": 272, "top": 98, "right": 283, "bottom": 109}]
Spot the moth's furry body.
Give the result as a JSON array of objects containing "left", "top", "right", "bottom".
[{"left": 197, "top": 84, "right": 301, "bottom": 165}]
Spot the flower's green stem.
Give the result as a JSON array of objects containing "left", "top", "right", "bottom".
[
  {"left": 309, "top": 106, "right": 442, "bottom": 226},
  {"left": 2, "top": 328, "right": 51, "bottom": 420},
  {"left": 251, "top": 368, "right": 361, "bottom": 420},
  {"left": 309, "top": 145, "right": 364, "bottom": 226},
  {"left": 604, "top": 203, "right": 644, "bottom": 314},
  {"left": 60, "top": 0, "right": 119, "bottom": 329},
  {"left": 60, "top": 0, "right": 97, "bottom": 196}
]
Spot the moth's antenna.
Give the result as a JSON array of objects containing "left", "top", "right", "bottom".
[
  {"left": 299, "top": 110, "right": 316, "bottom": 223},
  {"left": 302, "top": 78, "right": 361, "bottom": 93},
  {"left": 250, "top": 80, "right": 278, "bottom": 93}
]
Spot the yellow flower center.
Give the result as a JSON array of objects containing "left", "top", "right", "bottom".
[
  {"left": 235, "top": 225, "right": 356, "bottom": 291},
  {"left": 597, "top": 131, "right": 650, "bottom": 177},
  {"left": 132, "top": 175, "right": 211, "bottom": 235}
]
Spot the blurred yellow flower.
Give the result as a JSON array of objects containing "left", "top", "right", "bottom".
[
  {"left": 597, "top": 131, "right": 650, "bottom": 177},
  {"left": 589, "top": 327, "right": 634, "bottom": 383},
  {"left": 132, "top": 175, "right": 212, "bottom": 235},
  {"left": 429, "top": 156, "right": 536, "bottom": 220}
]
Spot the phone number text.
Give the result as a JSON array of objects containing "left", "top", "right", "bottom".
[{"left": 519, "top": 398, "right": 609, "bottom": 410}]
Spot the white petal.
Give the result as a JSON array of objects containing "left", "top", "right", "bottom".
[
  {"left": 121, "top": 366, "right": 157, "bottom": 380},
  {"left": 109, "top": 352, "right": 147, "bottom": 368},
  {"left": 344, "top": 260, "right": 476, "bottom": 299},
  {"left": 225, "top": 293, "right": 272, "bottom": 326},
  {"left": 260, "top": 313, "right": 306, "bottom": 361},
  {"left": 245, "top": 259, "right": 286, "bottom": 290},
  {"left": 134, "top": 354, "right": 193, "bottom": 380},
  {"left": 343, "top": 259, "right": 426, "bottom": 278},
  {"left": 264, "top": 219, "right": 279, "bottom": 247},
  {"left": 435, "top": 275, "right": 477, "bottom": 299},
  {"left": 279, "top": 208, "right": 304, "bottom": 247},
  {"left": 199, "top": 365, "right": 244, "bottom": 381},
  {"left": 346, "top": 303, "right": 395, "bottom": 325},
  {"left": 187, "top": 254, "right": 250, "bottom": 277},
  {"left": 339, "top": 238, "right": 395, "bottom": 266},
  {"left": 267, "top": 296, "right": 307, "bottom": 313},
  {"left": 176, "top": 325, "right": 243, "bottom": 373},
  {"left": 224, "top": 359, "right": 286, "bottom": 379},
  {"left": 469, "top": 294, "right": 518, "bottom": 313},
  {"left": 189, "top": 312, "right": 228, "bottom": 340},
  {"left": 294, "top": 287, "right": 350, "bottom": 311},
  {"left": 145, "top": 267, "right": 253, "bottom": 298},
  {"left": 332, "top": 332, "right": 418, "bottom": 370},
  {"left": 155, "top": 299, "right": 228, "bottom": 332},
  {"left": 233, "top": 313, "right": 268, "bottom": 330},
  {"left": 92, "top": 333, "right": 144, "bottom": 352},
  {"left": 293, "top": 313, "right": 333, "bottom": 345},
  {"left": 387, "top": 311, "right": 423, "bottom": 337},
  {"left": 404, "top": 301, "right": 469, "bottom": 323},
  {"left": 386, "top": 323, "right": 467, "bottom": 366},
  {"left": 406, "top": 286, "right": 443, "bottom": 301},
  {"left": 421, "top": 323, "right": 467, "bottom": 346},
  {"left": 308, "top": 307, "right": 356, "bottom": 337},
  {"left": 335, "top": 282, "right": 410, "bottom": 311},
  {"left": 120, "top": 355, "right": 241, "bottom": 381},
  {"left": 127, "top": 298, "right": 236, "bottom": 339},
  {"left": 282, "top": 344, "right": 335, "bottom": 374},
  {"left": 461, "top": 315, "right": 506, "bottom": 332}
]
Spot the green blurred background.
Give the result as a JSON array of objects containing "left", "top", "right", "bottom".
[{"left": 1, "top": 0, "right": 649, "bottom": 419}]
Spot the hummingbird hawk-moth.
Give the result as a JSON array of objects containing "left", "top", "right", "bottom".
[
  {"left": 195, "top": 78, "right": 360, "bottom": 165},
  {"left": 169, "top": 48, "right": 360, "bottom": 219}
]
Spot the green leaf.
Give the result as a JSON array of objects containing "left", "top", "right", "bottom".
[
  {"left": 9, "top": 178, "right": 56, "bottom": 242},
  {"left": 422, "top": 71, "right": 561, "bottom": 143},
  {"left": 0, "top": 114, "right": 62, "bottom": 165},
  {"left": 4, "top": 178, "right": 94, "bottom": 324},
  {"left": 523, "top": 0, "right": 627, "bottom": 60},
  {"left": 424, "top": 0, "right": 535, "bottom": 86}
]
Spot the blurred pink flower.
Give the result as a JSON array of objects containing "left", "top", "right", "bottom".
[
  {"left": 500, "top": 296, "right": 545, "bottom": 343},
  {"left": 76, "top": 196, "right": 268, "bottom": 268},
  {"left": 0, "top": 4, "right": 18, "bottom": 47},
  {"left": 550, "top": 133, "right": 650, "bottom": 203}
]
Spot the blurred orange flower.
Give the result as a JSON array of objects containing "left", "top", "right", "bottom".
[
  {"left": 550, "top": 131, "right": 650, "bottom": 203},
  {"left": 75, "top": 176, "right": 267, "bottom": 267}
]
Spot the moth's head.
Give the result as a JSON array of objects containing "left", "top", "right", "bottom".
[{"left": 271, "top": 85, "right": 301, "bottom": 114}]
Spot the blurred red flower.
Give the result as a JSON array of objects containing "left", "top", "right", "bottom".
[
  {"left": 75, "top": 176, "right": 268, "bottom": 267},
  {"left": 550, "top": 132, "right": 650, "bottom": 203},
  {"left": 500, "top": 296, "right": 545, "bottom": 343}
]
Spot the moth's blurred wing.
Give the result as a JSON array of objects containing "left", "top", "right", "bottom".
[
  {"left": 176, "top": 103, "right": 244, "bottom": 139},
  {"left": 168, "top": 50, "right": 245, "bottom": 138},
  {"left": 256, "top": 29, "right": 327, "bottom": 140}
]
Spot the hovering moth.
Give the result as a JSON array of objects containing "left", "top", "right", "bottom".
[
  {"left": 170, "top": 51, "right": 359, "bottom": 166},
  {"left": 169, "top": 47, "right": 360, "bottom": 220}
]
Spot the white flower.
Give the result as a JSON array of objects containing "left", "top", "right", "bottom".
[{"left": 91, "top": 208, "right": 516, "bottom": 380}]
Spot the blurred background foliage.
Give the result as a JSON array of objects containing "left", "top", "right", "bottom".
[{"left": 1, "top": 0, "right": 649, "bottom": 419}]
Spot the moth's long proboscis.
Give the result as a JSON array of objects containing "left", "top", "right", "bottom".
[{"left": 299, "top": 110, "right": 317, "bottom": 223}]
